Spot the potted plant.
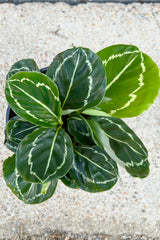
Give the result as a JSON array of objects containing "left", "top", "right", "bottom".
[{"left": 3, "top": 44, "right": 160, "bottom": 204}]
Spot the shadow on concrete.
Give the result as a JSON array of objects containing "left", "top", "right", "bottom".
[{"left": 1, "top": 0, "right": 160, "bottom": 4}]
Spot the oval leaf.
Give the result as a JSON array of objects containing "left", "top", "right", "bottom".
[
  {"left": 16, "top": 127, "right": 74, "bottom": 183},
  {"left": 6, "top": 59, "right": 40, "bottom": 80},
  {"left": 3, "top": 154, "right": 57, "bottom": 204},
  {"left": 67, "top": 112, "right": 94, "bottom": 146},
  {"left": 84, "top": 44, "right": 160, "bottom": 117},
  {"left": 60, "top": 172, "right": 79, "bottom": 189},
  {"left": 70, "top": 145, "right": 119, "bottom": 192},
  {"left": 5, "top": 71, "right": 62, "bottom": 127},
  {"left": 109, "top": 139, "right": 149, "bottom": 178},
  {"left": 87, "top": 116, "right": 149, "bottom": 178},
  {"left": 46, "top": 47, "right": 106, "bottom": 113},
  {"left": 5, "top": 116, "right": 38, "bottom": 144},
  {"left": 5, "top": 140, "right": 18, "bottom": 153}
]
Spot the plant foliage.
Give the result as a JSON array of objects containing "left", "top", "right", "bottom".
[{"left": 3, "top": 45, "right": 160, "bottom": 204}]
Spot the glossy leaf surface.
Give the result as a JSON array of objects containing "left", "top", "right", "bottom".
[
  {"left": 46, "top": 47, "right": 106, "bottom": 113},
  {"left": 70, "top": 145, "right": 119, "bottom": 192},
  {"left": 84, "top": 44, "right": 160, "bottom": 117},
  {"left": 88, "top": 116, "right": 149, "bottom": 178},
  {"left": 4, "top": 140, "right": 18, "bottom": 153},
  {"left": 67, "top": 112, "right": 94, "bottom": 146},
  {"left": 61, "top": 172, "right": 79, "bottom": 189},
  {"left": 6, "top": 59, "right": 40, "bottom": 80},
  {"left": 5, "top": 71, "right": 62, "bottom": 127},
  {"left": 3, "top": 154, "right": 57, "bottom": 204},
  {"left": 5, "top": 116, "right": 38, "bottom": 144},
  {"left": 16, "top": 127, "right": 74, "bottom": 183}
]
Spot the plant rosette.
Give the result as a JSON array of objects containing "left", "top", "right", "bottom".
[{"left": 3, "top": 45, "right": 160, "bottom": 204}]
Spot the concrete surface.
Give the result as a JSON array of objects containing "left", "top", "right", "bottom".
[
  {"left": 1, "top": 0, "right": 160, "bottom": 5},
  {"left": 0, "top": 2, "right": 160, "bottom": 239}
]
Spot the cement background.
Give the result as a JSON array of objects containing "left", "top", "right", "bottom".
[
  {"left": 0, "top": 2, "right": 160, "bottom": 239},
  {"left": 1, "top": 1, "right": 160, "bottom": 5}
]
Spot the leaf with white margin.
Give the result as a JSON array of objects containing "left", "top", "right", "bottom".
[
  {"left": 5, "top": 71, "right": 62, "bottom": 127},
  {"left": 87, "top": 116, "right": 149, "bottom": 178},
  {"left": 5, "top": 116, "right": 38, "bottom": 144},
  {"left": 61, "top": 172, "right": 79, "bottom": 189},
  {"left": 4, "top": 140, "right": 18, "bottom": 153},
  {"left": 3, "top": 154, "right": 57, "bottom": 204},
  {"left": 6, "top": 59, "right": 40, "bottom": 80},
  {"left": 67, "top": 112, "right": 94, "bottom": 146},
  {"left": 16, "top": 127, "right": 74, "bottom": 183},
  {"left": 70, "top": 145, "right": 119, "bottom": 192},
  {"left": 83, "top": 44, "right": 160, "bottom": 118},
  {"left": 46, "top": 47, "right": 106, "bottom": 113}
]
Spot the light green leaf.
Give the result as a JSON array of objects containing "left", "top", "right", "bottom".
[
  {"left": 6, "top": 59, "right": 40, "bottom": 80},
  {"left": 5, "top": 71, "right": 62, "bottom": 127},
  {"left": 16, "top": 127, "right": 74, "bottom": 183},
  {"left": 70, "top": 145, "right": 119, "bottom": 192},
  {"left": 87, "top": 116, "right": 149, "bottom": 178},
  {"left": 84, "top": 44, "right": 160, "bottom": 118},
  {"left": 46, "top": 47, "right": 106, "bottom": 113},
  {"left": 41, "top": 182, "right": 51, "bottom": 194},
  {"left": 67, "top": 112, "right": 94, "bottom": 146},
  {"left": 3, "top": 154, "right": 57, "bottom": 204}
]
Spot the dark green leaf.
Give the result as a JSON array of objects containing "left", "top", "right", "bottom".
[
  {"left": 5, "top": 71, "right": 62, "bottom": 127},
  {"left": 5, "top": 140, "right": 18, "bottom": 153},
  {"left": 46, "top": 47, "right": 106, "bottom": 113},
  {"left": 83, "top": 44, "right": 160, "bottom": 117},
  {"left": 60, "top": 172, "right": 79, "bottom": 189},
  {"left": 6, "top": 59, "right": 40, "bottom": 80},
  {"left": 109, "top": 139, "right": 149, "bottom": 178},
  {"left": 87, "top": 116, "right": 149, "bottom": 178},
  {"left": 6, "top": 116, "right": 38, "bottom": 144},
  {"left": 67, "top": 112, "right": 94, "bottom": 146},
  {"left": 70, "top": 145, "right": 119, "bottom": 192},
  {"left": 16, "top": 127, "right": 74, "bottom": 183},
  {"left": 3, "top": 154, "right": 57, "bottom": 204}
]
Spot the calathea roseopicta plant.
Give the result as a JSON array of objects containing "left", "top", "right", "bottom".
[{"left": 3, "top": 45, "right": 160, "bottom": 204}]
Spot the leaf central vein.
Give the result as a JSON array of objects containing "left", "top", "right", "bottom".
[
  {"left": 10, "top": 80, "right": 59, "bottom": 122},
  {"left": 62, "top": 53, "right": 80, "bottom": 109}
]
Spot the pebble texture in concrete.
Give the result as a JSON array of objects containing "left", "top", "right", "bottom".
[
  {"left": 0, "top": 2, "right": 160, "bottom": 239},
  {"left": 1, "top": 1, "right": 160, "bottom": 4}
]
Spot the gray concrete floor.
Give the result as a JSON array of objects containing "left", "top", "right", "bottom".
[{"left": 0, "top": 2, "right": 160, "bottom": 239}]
